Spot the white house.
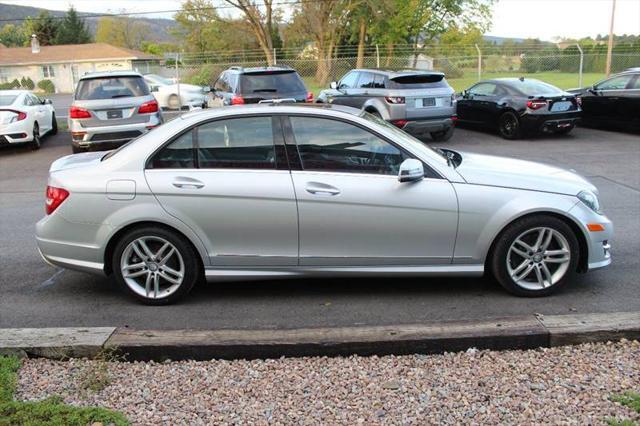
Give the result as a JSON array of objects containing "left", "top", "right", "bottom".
[{"left": 0, "top": 41, "right": 158, "bottom": 93}]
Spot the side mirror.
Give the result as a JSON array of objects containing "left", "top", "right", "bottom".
[
  {"left": 150, "top": 85, "right": 159, "bottom": 92},
  {"left": 43, "top": 99, "right": 52, "bottom": 105},
  {"left": 330, "top": 81, "right": 338, "bottom": 89},
  {"left": 398, "top": 159, "right": 424, "bottom": 183}
]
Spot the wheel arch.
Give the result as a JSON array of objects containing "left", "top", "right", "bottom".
[
  {"left": 484, "top": 211, "right": 589, "bottom": 275},
  {"left": 103, "top": 220, "right": 205, "bottom": 276},
  {"left": 362, "top": 99, "right": 389, "bottom": 120}
]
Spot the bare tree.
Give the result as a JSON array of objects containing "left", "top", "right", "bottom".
[{"left": 223, "top": 0, "right": 276, "bottom": 65}]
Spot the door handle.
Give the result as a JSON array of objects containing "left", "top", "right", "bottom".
[
  {"left": 305, "top": 182, "right": 341, "bottom": 196},
  {"left": 172, "top": 177, "right": 204, "bottom": 189}
]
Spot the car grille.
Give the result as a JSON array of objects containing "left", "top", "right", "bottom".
[{"left": 91, "top": 131, "right": 142, "bottom": 142}]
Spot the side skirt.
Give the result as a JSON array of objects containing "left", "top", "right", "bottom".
[{"left": 204, "top": 265, "right": 484, "bottom": 282}]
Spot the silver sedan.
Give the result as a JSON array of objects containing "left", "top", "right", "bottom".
[{"left": 36, "top": 104, "right": 613, "bottom": 304}]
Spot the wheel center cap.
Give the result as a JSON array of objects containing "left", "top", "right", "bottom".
[
  {"left": 147, "top": 263, "right": 158, "bottom": 272},
  {"left": 533, "top": 254, "right": 543, "bottom": 263}
]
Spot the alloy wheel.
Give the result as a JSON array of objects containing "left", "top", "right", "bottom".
[
  {"left": 499, "top": 114, "right": 519, "bottom": 138},
  {"left": 506, "top": 227, "right": 571, "bottom": 291},
  {"left": 120, "top": 236, "right": 185, "bottom": 299}
]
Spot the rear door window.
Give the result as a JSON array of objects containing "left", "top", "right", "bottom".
[
  {"left": 239, "top": 72, "right": 306, "bottom": 94},
  {"left": 373, "top": 74, "right": 386, "bottom": 89},
  {"left": 357, "top": 73, "right": 375, "bottom": 89},
  {"left": 75, "top": 76, "right": 150, "bottom": 100}
]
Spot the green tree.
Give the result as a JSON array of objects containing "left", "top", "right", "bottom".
[
  {"left": 55, "top": 6, "right": 92, "bottom": 44},
  {"left": 95, "top": 16, "right": 148, "bottom": 49},
  {"left": 25, "top": 11, "right": 59, "bottom": 46},
  {"left": 0, "top": 24, "right": 29, "bottom": 47}
]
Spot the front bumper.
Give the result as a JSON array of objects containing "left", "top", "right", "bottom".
[
  {"left": 568, "top": 201, "right": 613, "bottom": 271},
  {"left": 399, "top": 117, "right": 455, "bottom": 136}
]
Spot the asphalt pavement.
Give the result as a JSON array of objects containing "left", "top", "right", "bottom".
[{"left": 0, "top": 125, "right": 638, "bottom": 330}]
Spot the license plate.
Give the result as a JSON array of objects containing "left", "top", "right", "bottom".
[
  {"left": 550, "top": 101, "right": 571, "bottom": 112},
  {"left": 415, "top": 98, "right": 436, "bottom": 108},
  {"left": 106, "top": 110, "right": 123, "bottom": 119}
]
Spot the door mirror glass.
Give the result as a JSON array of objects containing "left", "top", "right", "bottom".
[
  {"left": 461, "top": 89, "right": 468, "bottom": 98},
  {"left": 43, "top": 98, "right": 52, "bottom": 105},
  {"left": 398, "top": 159, "right": 424, "bottom": 183},
  {"left": 330, "top": 81, "right": 338, "bottom": 89}
]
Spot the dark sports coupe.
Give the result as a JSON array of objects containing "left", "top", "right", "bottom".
[{"left": 456, "top": 78, "right": 581, "bottom": 139}]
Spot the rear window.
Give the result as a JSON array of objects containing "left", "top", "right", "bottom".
[
  {"left": 75, "top": 76, "right": 150, "bottom": 100},
  {"left": 388, "top": 74, "right": 448, "bottom": 89},
  {"left": 508, "top": 80, "right": 562, "bottom": 96},
  {"left": 239, "top": 71, "right": 306, "bottom": 94},
  {"left": 0, "top": 95, "right": 18, "bottom": 106}
]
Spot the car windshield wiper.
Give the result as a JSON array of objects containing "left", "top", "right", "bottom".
[
  {"left": 110, "top": 94, "right": 133, "bottom": 98},
  {"left": 253, "top": 89, "right": 277, "bottom": 93}
]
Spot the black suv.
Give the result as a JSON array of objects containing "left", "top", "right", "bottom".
[{"left": 211, "top": 66, "right": 312, "bottom": 106}]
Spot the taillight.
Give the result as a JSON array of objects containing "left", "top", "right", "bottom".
[
  {"left": 69, "top": 106, "right": 91, "bottom": 119},
  {"left": 391, "top": 119, "right": 408, "bottom": 128},
  {"left": 138, "top": 100, "right": 159, "bottom": 114},
  {"left": 385, "top": 96, "right": 405, "bottom": 104},
  {"left": 45, "top": 186, "right": 69, "bottom": 215},
  {"left": 1, "top": 109, "right": 27, "bottom": 122},
  {"left": 231, "top": 95, "right": 245, "bottom": 105},
  {"left": 306, "top": 92, "right": 314, "bottom": 103},
  {"left": 451, "top": 115, "right": 458, "bottom": 125},
  {"left": 526, "top": 100, "right": 547, "bottom": 110}
]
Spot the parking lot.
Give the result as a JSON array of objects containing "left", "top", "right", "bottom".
[{"left": 0, "top": 124, "right": 638, "bottom": 330}]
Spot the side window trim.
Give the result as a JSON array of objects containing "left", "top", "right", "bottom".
[{"left": 281, "top": 114, "right": 442, "bottom": 179}]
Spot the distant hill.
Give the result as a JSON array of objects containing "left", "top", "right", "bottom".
[
  {"left": 483, "top": 36, "right": 527, "bottom": 45},
  {"left": 0, "top": 2, "right": 178, "bottom": 43}
]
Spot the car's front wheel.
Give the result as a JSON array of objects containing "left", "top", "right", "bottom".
[
  {"left": 112, "top": 226, "right": 201, "bottom": 305},
  {"left": 491, "top": 215, "right": 579, "bottom": 297}
]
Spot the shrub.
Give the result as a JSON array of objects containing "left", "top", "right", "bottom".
[
  {"left": 21, "top": 77, "right": 35, "bottom": 90},
  {"left": 37, "top": 79, "right": 55, "bottom": 94},
  {"left": 9, "top": 79, "right": 21, "bottom": 89}
]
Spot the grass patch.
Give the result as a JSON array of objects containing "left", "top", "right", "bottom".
[
  {"left": 609, "top": 391, "right": 640, "bottom": 426},
  {"left": 0, "top": 356, "right": 129, "bottom": 426}
]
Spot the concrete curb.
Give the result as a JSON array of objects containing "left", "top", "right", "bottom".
[{"left": 1, "top": 312, "right": 638, "bottom": 361}]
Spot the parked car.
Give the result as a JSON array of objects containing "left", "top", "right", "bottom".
[
  {"left": 69, "top": 71, "right": 163, "bottom": 153},
  {"left": 37, "top": 104, "right": 612, "bottom": 304},
  {"left": 317, "top": 69, "right": 456, "bottom": 141},
  {"left": 0, "top": 90, "right": 57, "bottom": 150},
  {"left": 456, "top": 78, "right": 581, "bottom": 139},
  {"left": 567, "top": 68, "right": 640, "bottom": 131},
  {"left": 211, "top": 66, "right": 313, "bottom": 106},
  {"left": 143, "top": 74, "right": 210, "bottom": 111}
]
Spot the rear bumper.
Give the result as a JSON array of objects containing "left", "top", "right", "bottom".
[
  {"left": 398, "top": 117, "right": 455, "bottom": 136},
  {"left": 69, "top": 114, "right": 162, "bottom": 148},
  {"left": 521, "top": 112, "right": 581, "bottom": 133},
  {"left": 0, "top": 121, "right": 34, "bottom": 144}
]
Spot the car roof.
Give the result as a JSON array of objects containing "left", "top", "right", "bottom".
[
  {"left": 349, "top": 69, "right": 445, "bottom": 78},
  {"left": 79, "top": 70, "right": 143, "bottom": 80},
  {"left": 226, "top": 66, "right": 297, "bottom": 74},
  {"left": 180, "top": 102, "right": 361, "bottom": 121}
]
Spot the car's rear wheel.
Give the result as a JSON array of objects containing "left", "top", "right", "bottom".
[
  {"left": 168, "top": 94, "right": 180, "bottom": 110},
  {"left": 112, "top": 226, "right": 200, "bottom": 305},
  {"left": 497, "top": 111, "right": 521, "bottom": 140},
  {"left": 31, "top": 123, "right": 41, "bottom": 150},
  {"left": 491, "top": 215, "right": 579, "bottom": 297},
  {"left": 430, "top": 126, "right": 454, "bottom": 142}
]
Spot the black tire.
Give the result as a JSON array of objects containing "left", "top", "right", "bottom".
[
  {"left": 31, "top": 123, "right": 41, "bottom": 150},
  {"left": 497, "top": 111, "right": 522, "bottom": 140},
  {"left": 490, "top": 215, "right": 579, "bottom": 297},
  {"left": 50, "top": 113, "right": 58, "bottom": 135},
  {"left": 430, "top": 126, "right": 454, "bottom": 142},
  {"left": 112, "top": 226, "right": 201, "bottom": 305}
]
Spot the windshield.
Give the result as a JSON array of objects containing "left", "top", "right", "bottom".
[
  {"left": 146, "top": 74, "right": 173, "bottom": 86},
  {"left": 0, "top": 95, "right": 18, "bottom": 106},
  {"left": 509, "top": 79, "right": 563, "bottom": 96},
  {"left": 75, "top": 76, "right": 150, "bottom": 100},
  {"left": 239, "top": 72, "right": 306, "bottom": 93},
  {"left": 360, "top": 111, "right": 450, "bottom": 165}
]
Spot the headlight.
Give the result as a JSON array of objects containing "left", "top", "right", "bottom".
[{"left": 577, "top": 190, "right": 602, "bottom": 214}]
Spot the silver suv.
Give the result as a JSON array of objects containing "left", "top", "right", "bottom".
[
  {"left": 69, "top": 71, "right": 163, "bottom": 153},
  {"left": 317, "top": 69, "right": 457, "bottom": 141}
]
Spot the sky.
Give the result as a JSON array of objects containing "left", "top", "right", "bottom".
[{"left": 2, "top": 0, "right": 640, "bottom": 41}]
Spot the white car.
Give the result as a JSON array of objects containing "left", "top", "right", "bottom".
[
  {"left": 0, "top": 90, "right": 57, "bottom": 149},
  {"left": 143, "top": 74, "right": 210, "bottom": 111}
]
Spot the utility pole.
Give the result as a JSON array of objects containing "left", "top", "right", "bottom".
[{"left": 605, "top": 0, "right": 616, "bottom": 77}]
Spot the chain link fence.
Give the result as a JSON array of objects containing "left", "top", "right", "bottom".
[{"left": 136, "top": 45, "right": 640, "bottom": 93}]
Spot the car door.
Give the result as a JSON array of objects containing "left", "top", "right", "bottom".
[
  {"left": 327, "top": 71, "right": 360, "bottom": 107},
  {"left": 462, "top": 83, "right": 500, "bottom": 124},
  {"left": 284, "top": 115, "right": 458, "bottom": 266},
  {"left": 585, "top": 74, "right": 635, "bottom": 122},
  {"left": 350, "top": 72, "right": 376, "bottom": 108},
  {"left": 145, "top": 115, "right": 298, "bottom": 266},
  {"left": 623, "top": 74, "right": 640, "bottom": 128},
  {"left": 26, "top": 94, "right": 48, "bottom": 132}
]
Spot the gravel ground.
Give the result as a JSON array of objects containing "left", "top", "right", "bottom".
[{"left": 16, "top": 340, "right": 640, "bottom": 425}]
